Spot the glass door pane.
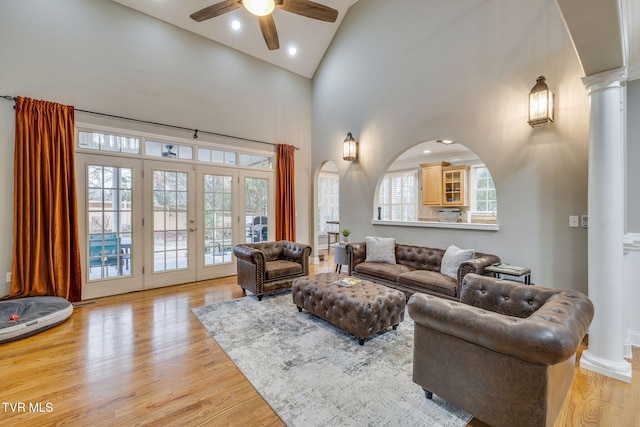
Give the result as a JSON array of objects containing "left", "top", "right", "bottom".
[
  {"left": 245, "top": 177, "right": 270, "bottom": 243},
  {"left": 87, "top": 165, "right": 133, "bottom": 280},
  {"left": 203, "top": 174, "right": 233, "bottom": 265},
  {"left": 152, "top": 170, "right": 189, "bottom": 272}
]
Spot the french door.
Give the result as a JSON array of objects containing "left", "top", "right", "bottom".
[
  {"left": 76, "top": 154, "right": 144, "bottom": 299},
  {"left": 143, "top": 161, "right": 196, "bottom": 289},
  {"left": 196, "top": 167, "right": 238, "bottom": 280},
  {"left": 77, "top": 154, "right": 273, "bottom": 298}
]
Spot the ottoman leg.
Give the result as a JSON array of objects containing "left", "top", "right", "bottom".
[
  {"left": 358, "top": 338, "right": 365, "bottom": 345},
  {"left": 392, "top": 324, "right": 399, "bottom": 330},
  {"left": 297, "top": 306, "right": 302, "bottom": 312},
  {"left": 423, "top": 388, "right": 433, "bottom": 399}
]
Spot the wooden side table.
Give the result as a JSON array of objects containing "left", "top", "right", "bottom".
[
  {"left": 333, "top": 243, "right": 349, "bottom": 274},
  {"left": 485, "top": 263, "right": 532, "bottom": 285},
  {"left": 327, "top": 231, "right": 339, "bottom": 253}
]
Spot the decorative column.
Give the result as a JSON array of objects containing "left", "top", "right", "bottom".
[{"left": 579, "top": 67, "right": 631, "bottom": 382}]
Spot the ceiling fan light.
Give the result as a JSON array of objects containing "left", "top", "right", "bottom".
[{"left": 244, "top": 0, "right": 275, "bottom": 16}]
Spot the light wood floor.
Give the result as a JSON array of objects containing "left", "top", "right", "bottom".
[{"left": 1, "top": 257, "right": 638, "bottom": 426}]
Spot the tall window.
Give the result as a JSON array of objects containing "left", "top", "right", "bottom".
[
  {"left": 317, "top": 172, "right": 340, "bottom": 232},
  {"left": 378, "top": 171, "right": 417, "bottom": 221},
  {"left": 471, "top": 166, "right": 497, "bottom": 213}
]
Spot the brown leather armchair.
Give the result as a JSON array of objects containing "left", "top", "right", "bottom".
[
  {"left": 233, "top": 240, "right": 312, "bottom": 301},
  {"left": 408, "top": 273, "right": 594, "bottom": 427}
]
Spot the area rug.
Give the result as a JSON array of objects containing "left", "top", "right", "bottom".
[{"left": 192, "top": 292, "right": 472, "bottom": 427}]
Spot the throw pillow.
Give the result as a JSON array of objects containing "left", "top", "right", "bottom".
[
  {"left": 365, "top": 236, "right": 396, "bottom": 264},
  {"left": 441, "top": 244, "right": 475, "bottom": 279}
]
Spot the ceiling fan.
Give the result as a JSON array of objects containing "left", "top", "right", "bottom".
[{"left": 190, "top": 0, "right": 339, "bottom": 50}]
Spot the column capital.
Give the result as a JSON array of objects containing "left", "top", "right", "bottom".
[{"left": 582, "top": 67, "right": 627, "bottom": 94}]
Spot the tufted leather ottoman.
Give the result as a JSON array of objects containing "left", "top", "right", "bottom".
[{"left": 292, "top": 272, "right": 405, "bottom": 345}]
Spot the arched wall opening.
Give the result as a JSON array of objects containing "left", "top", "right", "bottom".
[
  {"left": 374, "top": 140, "right": 498, "bottom": 225},
  {"left": 313, "top": 160, "right": 340, "bottom": 261}
]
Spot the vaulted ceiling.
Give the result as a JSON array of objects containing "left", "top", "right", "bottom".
[
  {"left": 556, "top": 0, "right": 639, "bottom": 79},
  {"left": 113, "top": 0, "right": 638, "bottom": 80},
  {"left": 112, "top": 0, "right": 358, "bottom": 78}
]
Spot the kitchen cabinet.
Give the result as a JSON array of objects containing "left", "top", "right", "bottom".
[
  {"left": 421, "top": 162, "right": 450, "bottom": 205},
  {"left": 442, "top": 165, "right": 470, "bottom": 206}
]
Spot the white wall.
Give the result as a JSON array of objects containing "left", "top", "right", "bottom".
[
  {"left": 312, "top": 0, "right": 590, "bottom": 292},
  {"left": 0, "top": 0, "right": 312, "bottom": 296},
  {"left": 625, "top": 80, "right": 640, "bottom": 347},
  {"left": 624, "top": 234, "right": 640, "bottom": 351}
]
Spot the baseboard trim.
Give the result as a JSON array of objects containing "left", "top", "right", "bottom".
[
  {"left": 626, "top": 329, "right": 640, "bottom": 349},
  {"left": 580, "top": 349, "right": 632, "bottom": 383}
]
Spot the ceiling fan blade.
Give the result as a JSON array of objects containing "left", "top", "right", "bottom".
[
  {"left": 258, "top": 15, "right": 280, "bottom": 50},
  {"left": 278, "top": 0, "right": 338, "bottom": 23},
  {"left": 190, "top": 0, "right": 242, "bottom": 22}
]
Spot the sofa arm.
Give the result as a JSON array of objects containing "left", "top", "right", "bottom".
[
  {"left": 408, "top": 287, "right": 594, "bottom": 366},
  {"left": 456, "top": 253, "right": 501, "bottom": 294},
  {"left": 458, "top": 254, "right": 501, "bottom": 280},
  {"left": 346, "top": 242, "right": 366, "bottom": 275},
  {"left": 281, "top": 241, "right": 312, "bottom": 274},
  {"left": 233, "top": 244, "right": 267, "bottom": 268}
]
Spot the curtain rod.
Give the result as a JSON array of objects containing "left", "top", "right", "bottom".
[{"left": 1, "top": 95, "right": 299, "bottom": 150}]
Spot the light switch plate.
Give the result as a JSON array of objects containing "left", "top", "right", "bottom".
[{"left": 569, "top": 216, "right": 579, "bottom": 227}]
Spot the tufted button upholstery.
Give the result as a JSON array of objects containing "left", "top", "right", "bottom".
[
  {"left": 233, "top": 240, "right": 312, "bottom": 300},
  {"left": 292, "top": 272, "right": 405, "bottom": 344},
  {"left": 409, "top": 273, "right": 594, "bottom": 365},
  {"left": 346, "top": 242, "right": 500, "bottom": 301},
  {"left": 407, "top": 273, "right": 595, "bottom": 427}
]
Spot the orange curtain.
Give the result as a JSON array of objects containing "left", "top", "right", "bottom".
[
  {"left": 7, "top": 97, "right": 82, "bottom": 302},
  {"left": 275, "top": 144, "right": 296, "bottom": 241}
]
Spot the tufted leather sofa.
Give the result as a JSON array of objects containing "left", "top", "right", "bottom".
[
  {"left": 408, "top": 273, "right": 594, "bottom": 427},
  {"left": 347, "top": 242, "right": 500, "bottom": 300},
  {"left": 233, "top": 240, "right": 312, "bottom": 301}
]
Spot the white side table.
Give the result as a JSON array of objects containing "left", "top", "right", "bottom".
[{"left": 333, "top": 243, "right": 349, "bottom": 274}]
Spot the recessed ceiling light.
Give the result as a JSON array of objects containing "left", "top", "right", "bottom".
[
  {"left": 423, "top": 150, "right": 431, "bottom": 154},
  {"left": 288, "top": 46, "right": 297, "bottom": 56},
  {"left": 231, "top": 20, "right": 241, "bottom": 30}
]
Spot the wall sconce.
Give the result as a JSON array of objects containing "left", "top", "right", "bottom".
[
  {"left": 528, "top": 76, "right": 554, "bottom": 127},
  {"left": 343, "top": 132, "right": 358, "bottom": 161}
]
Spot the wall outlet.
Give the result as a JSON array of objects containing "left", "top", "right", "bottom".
[
  {"left": 569, "top": 216, "right": 579, "bottom": 227},
  {"left": 5, "top": 272, "right": 11, "bottom": 283},
  {"left": 581, "top": 215, "right": 588, "bottom": 228}
]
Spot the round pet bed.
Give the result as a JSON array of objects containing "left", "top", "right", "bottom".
[{"left": 0, "top": 296, "right": 73, "bottom": 344}]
